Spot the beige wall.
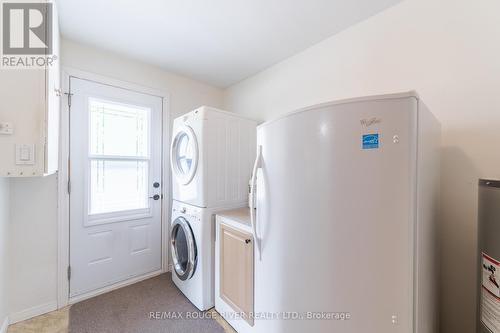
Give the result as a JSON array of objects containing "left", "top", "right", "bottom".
[
  {"left": 224, "top": 0, "right": 500, "bottom": 331},
  {"left": 7, "top": 39, "right": 224, "bottom": 321},
  {"left": 0, "top": 178, "right": 9, "bottom": 329},
  {"left": 61, "top": 39, "right": 224, "bottom": 119}
]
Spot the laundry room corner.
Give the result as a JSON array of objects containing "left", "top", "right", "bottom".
[
  {"left": 6, "top": 37, "right": 226, "bottom": 323},
  {"left": 2, "top": 1, "right": 499, "bottom": 332}
]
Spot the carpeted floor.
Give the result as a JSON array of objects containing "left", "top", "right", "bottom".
[{"left": 69, "top": 273, "right": 225, "bottom": 333}]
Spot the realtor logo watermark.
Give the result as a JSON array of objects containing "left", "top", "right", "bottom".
[{"left": 1, "top": 1, "right": 57, "bottom": 68}]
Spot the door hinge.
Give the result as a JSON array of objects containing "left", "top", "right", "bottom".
[
  {"left": 65, "top": 92, "right": 73, "bottom": 107},
  {"left": 67, "top": 266, "right": 71, "bottom": 280},
  {"left": 67, "top": 180, "right": 71, "bottom": 194}
]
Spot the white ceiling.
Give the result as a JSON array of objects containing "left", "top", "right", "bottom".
[{"left": 58, "top": 0, "right": 402, "bottom": 87}]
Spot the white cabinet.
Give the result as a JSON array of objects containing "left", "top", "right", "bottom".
[
  {"left": 215, "top": 208, "right": 254, "bottom": 332},
  {"left": 0, "top": 1, "right": 60, "bottom": 177}
]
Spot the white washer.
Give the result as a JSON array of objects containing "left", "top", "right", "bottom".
[
  {"left": 171, "top": 106, "right": 257, "bottom": 208},
  {"left": 170, "top": 200, "right": 216, "bottom": 310}
]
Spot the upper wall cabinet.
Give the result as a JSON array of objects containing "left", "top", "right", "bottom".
[{"left": 0, "top": 1, "right": 60, "bottom": 177}]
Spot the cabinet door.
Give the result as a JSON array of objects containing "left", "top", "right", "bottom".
[
  {"left": 0, "top": 1, "right": 59, "bottom": 176},
  {"left": 0, "top": 70, "right": 45, "bottom": 176},
  {"left": 219, "top": 224, "right": 254, "bottom": 326}
]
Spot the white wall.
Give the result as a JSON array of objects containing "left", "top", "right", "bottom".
[
  {"left": 8, "top": 176, "right": 58, "bottom": 321},
  {"left": 61, "top": 39, "right": 224, "bottom": 119},
  {"left": 7, "top": 38, "right": 224, "bottom": 321},
  {"left": 0, "top": 178, "right": 9, "bottom": 330},
  {"left": 224, "top": 0, "right": 500, "bottom": 332}
]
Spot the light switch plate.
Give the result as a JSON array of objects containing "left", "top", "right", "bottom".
[
  {"left": 0, "top": 122, "right": 13, "bottom": 135},
  {"left": 15, "top": 144, "right": 35, "bottom": 165}
]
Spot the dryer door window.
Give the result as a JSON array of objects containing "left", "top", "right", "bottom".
[
  {"left": 171, "top": 217, "right": 197, "bottom": 280},
  {"left": 171, "top": 125, "right": 198, "bottom": 185}
]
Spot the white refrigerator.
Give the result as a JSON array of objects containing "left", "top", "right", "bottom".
[{"left": 249, "top": 92, "right": 440, "bottom": 333}]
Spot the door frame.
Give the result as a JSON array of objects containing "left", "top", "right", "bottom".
[{"left": 57, "top": 67, "right": 172, "bottom": 308}]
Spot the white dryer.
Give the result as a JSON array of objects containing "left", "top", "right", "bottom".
[
  {"left": 169, "top": 200, "right": 216, "bottom": 310},
  {"left": 171, "top": 106, "right": 257, "bottom": 208}
]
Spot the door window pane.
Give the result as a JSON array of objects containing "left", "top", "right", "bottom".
[
  {"left": 89, "top": 99, "right": 149, "bottom": 157},
  {"left": 89, "top": 160, "right": 148, "bottom": 215},
  {"left": 176, "top": 132, "right": 194, "bottom": 175}
]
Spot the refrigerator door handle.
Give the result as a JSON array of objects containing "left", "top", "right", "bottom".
[{"left": 250, "top": 145, "right": 262, "bottom": 260}]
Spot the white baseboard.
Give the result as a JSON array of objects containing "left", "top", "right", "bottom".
[
  {"left": 0, "top": 316, "right": 9, "bottom": 333},
  {"left": 9, "top": 301, "right": 58, "bottom": 325},
  {"left": 69, "top": 269, "right": 163, "bottom": 305}
]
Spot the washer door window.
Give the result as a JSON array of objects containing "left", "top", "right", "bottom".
[
  {"left": 171, "top": 217, "right": 197, "bottom": 280},
  {"left": 171, "top": 125, "right": 198, "bottom": 185}
]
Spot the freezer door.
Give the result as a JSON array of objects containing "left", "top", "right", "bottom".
[{"left": 254, "top": 96, "right": 418, "bottom": 333}]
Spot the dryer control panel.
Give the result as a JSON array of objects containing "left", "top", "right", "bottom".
[{"left": 172, "top": 200, "right": 202, "bottom": 222}]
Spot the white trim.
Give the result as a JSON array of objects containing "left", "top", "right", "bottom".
[
  {"left": 0, "top": 317, "right": 8, "bottom": 333},
  {"left": 162, "top": 97, "right": 172, "bottom": 273},
  {"left": 57, "top": 70, "right": 71, "bottom": 309},
  {"left": 88, "top": 155, "right": 150, "bottom": 160},
  {"left": 69, "top": 269, "right": 163, "bottom": 304},
  {"left": 86, "top": 209, "right": 153, "bottom": 227},
  {"left": 9, "top": 301, "right": 58, "bottom": 325},
  {"left": 57, "top": 67, "right": 171, "bottom": 310},
  {"left": 61, "top": 67, "right": 170, "bottom": 99}
]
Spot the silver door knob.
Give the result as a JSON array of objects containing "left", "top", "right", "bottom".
[{"left": 149, "top": 194, "right": 160, "bottom": 200}]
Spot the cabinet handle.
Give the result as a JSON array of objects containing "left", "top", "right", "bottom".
[{"left": 245, "top": 239, "right": 251, "bottom": 244}]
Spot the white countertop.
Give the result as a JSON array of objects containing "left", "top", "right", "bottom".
[{"left": 216, "top": 207, "right": 251, "bottom": 227}]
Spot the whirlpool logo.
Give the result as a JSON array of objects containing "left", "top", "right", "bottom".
[
  {"left": 1, "top": 1, "right": 57, "bottom": 68},
  {"left": 360, "top": 117, "right": 381, "bottom": 128}
]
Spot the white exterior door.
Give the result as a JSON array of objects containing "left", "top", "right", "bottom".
[{"left": 69, "top": 77, "right": 163, "bottom": 297}]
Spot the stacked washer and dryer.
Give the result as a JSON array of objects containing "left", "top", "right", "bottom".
[{"left": 170, "top": 106, "right": 257, "bottom": 310}]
